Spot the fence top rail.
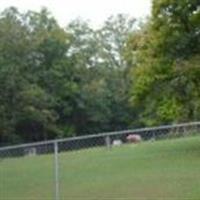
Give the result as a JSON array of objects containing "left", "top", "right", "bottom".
[{"left": 0, "top": 121, "right": 199, "bottom": 152}]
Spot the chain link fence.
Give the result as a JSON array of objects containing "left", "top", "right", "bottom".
[{"left": 0, "top": 122, "right": 200, "bottom": 200}]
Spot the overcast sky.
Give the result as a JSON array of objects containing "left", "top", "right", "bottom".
[{"left": 0, "top": 0, "right": 152, "bottom": 28}]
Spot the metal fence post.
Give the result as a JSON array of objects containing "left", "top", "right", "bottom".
[
  {"left": 54, "top": 141, "right": 60, "bottom": 200},
  {"left": 105, "top": 135, "right": 111, "bottom": 150}
]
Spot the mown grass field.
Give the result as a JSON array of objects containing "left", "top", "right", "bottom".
[{"left": 0, "top": 136, "right": 200, "bottom": 200}]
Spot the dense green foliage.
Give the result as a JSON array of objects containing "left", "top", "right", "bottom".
[
  {"left": 1, "top": 136, "right": 200, "bottom": 199},
  {"left": 130, "top": 0, "right": 200, "bottom": 126},
  {"left": 0, "top": 8, "right": 135, "bottom": 145},
  {"left": 1, "top": 0, "right": 200, "bottom": 145}
]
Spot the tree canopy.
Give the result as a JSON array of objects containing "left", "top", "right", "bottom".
[
  {"left": 1, "top": 0, "right": 200, "bottom": 145},
  {"left": 0, "top": 8, "right": 136, "bottom": 145},
  {"left": 129, "top": 0, "right": 200, "bottom": 126}
]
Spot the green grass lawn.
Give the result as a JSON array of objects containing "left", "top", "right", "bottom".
[{"left": 1, "top": 136, "right": 200, "bottom": 200}]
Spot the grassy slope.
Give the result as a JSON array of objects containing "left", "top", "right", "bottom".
[{"left": 0, "top": 136, "right": 200, "bottom": 200}]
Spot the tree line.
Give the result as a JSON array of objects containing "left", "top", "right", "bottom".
[{"left": 0, "top": 0, "right": 199, "bottom": 145}]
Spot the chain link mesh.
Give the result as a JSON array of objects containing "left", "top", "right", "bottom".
[{"left": 0, "top": 122, "right": 200, "bottom": 200}]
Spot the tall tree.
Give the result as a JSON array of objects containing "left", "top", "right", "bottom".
[
  {"left": 97, "top": 14, "right": 136, "bottom": 68},
  {"left": 130, "top": 0, "right": 200, "bottom": 126},
  {"left": 0, "top": 8, "right": 71, "bottom": 144}
]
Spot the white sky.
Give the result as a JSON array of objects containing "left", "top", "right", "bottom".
[{"left": 0, "top": 0, "right": 152, "bottom": 28}]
